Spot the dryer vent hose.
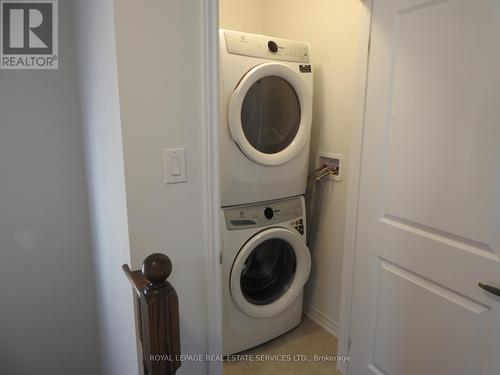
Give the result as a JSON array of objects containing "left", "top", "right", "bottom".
[{"left": 305, "top": 166, "right": 336, "bottom": 248}]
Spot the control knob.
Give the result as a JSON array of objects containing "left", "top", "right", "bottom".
[
  {"left": 264, "top": 207, "right": 274, "bottom": 219},
  {"left": 268, "top": 40, "right": 278, "bottom": 53}
]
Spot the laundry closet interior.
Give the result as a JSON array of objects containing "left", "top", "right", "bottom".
[{"left": 217, "top": 0, "right": 367, "bottom": 373}]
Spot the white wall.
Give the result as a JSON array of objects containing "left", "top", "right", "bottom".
[
  {"left": 219, "top": 0, "right": 264, "bottom": 34},
  {"left": 265, "top": 0, "right": 365, "bottom": 332},
  {"left": 0, "top": 1, "right": 102, "bottom": 374},
  {"left": 77, "top": 0, "right": 212, "bottom": 374},
  {"left": 112, "top": 2, "right": 211, "bottom": 372},
  {"left": 73, "top": 0, "right": 138, "bottom": 374},
  {"left": 219, "top": 0, "right": 365, "bottom": 330}
]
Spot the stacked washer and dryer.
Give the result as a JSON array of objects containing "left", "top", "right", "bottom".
[{"left": 219, "top": 30, "right": 314, "bottom": 355}]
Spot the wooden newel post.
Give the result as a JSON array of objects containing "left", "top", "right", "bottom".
[{"left": 123, "top": 253, "right": 181, "bottom": 375}]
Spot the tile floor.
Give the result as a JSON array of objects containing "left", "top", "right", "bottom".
[{"left": 223, "top": 317, "right": 342, "bottom": 375}]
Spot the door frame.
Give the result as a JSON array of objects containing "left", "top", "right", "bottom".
[
  {"left": 202, "top": 1, "right": 224, "bottom": 375},
  {"left": 201, "top": 1, "right": 372, "bottom": 374},
  {"left": 336, "top": 1, "right": 372, "bottom": 373}
]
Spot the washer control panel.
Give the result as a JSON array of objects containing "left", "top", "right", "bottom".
[
  {"left": 224, "top": 196, "right": 304, "bottom": 231},
  {"left": 223, "top": 30, "right": 310, "bottom": 63}
]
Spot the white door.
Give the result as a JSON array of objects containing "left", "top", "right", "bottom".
[{"left": 349, "top": 1, "right": 500, "bottom": 374}]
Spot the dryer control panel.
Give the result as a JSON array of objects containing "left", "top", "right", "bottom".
[
  {"left": 223, "top": 30, "right": 310, "bottom": 63},
  {"left": 224, "top": 196, "right": 304, "bottom": 231}
]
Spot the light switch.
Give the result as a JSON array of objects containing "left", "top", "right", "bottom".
[
  {"left": 164, "top": 148, "right": 187, "bottom": 184},
  {"left": 171, "top": 157, "right": 181, "bottom": 176}
]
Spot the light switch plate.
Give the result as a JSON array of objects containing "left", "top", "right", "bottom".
[{"left": 164, "top": 148, "right": 187, "bottom": 184}]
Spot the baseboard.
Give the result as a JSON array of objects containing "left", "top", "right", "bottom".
[{"left": 304, "top": 305, "right": 338, "bottom": 338}]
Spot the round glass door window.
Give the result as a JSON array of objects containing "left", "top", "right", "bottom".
[
  {"left": 241, "top": 76, "right": 301, "bottom": 154},
  {"left": 240, "top": 238, "right": 297, "bottom": 305}
]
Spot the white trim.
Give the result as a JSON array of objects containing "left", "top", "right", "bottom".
[
  {"left": 229, "top": 62, "right": 313, "bottom": 166},
  {"left": 337, "top": 1, "right": 373, "bottom": 375},
  {"left": 202, "top": 1, "right": 223, "bottom": 375},
  {"left": 304, "top": 306, "right": 339, "bottom": 338}
]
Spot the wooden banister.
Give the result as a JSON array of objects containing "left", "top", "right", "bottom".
[{"left": 123, "top": 253, "right": 181, "bottom": 375}]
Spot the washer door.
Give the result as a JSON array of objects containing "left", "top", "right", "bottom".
[
  {"left": 230, "top": 227, "right": 311, "bottom": 318},
  {"left": 228, "top": 62, "right": 312, "bottom": 166}
]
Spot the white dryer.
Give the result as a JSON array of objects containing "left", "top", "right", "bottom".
[
  {"left": 221, "top": 196, "right": 311, "bottom": 355},
  {"left": 219, "top": 30, "right": 314, "bottom": 207}
]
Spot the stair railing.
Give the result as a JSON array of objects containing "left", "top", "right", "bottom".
[{"left": 123, "top": 253, "right": 181, "bottom": 375}]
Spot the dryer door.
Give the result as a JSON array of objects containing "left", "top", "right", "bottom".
[
  {"left": 230, "top": 227, "right": 311, "bottom": 318},
  {"left": 228, "top": 62, "right": 312, "bottom": 166}
]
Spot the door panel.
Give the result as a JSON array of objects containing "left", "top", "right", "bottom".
[
  {"left": 349, "top": 0, "right": 500, "bottom": 374},
  {"left": 372, "top": 260, "right": 487, "bottom": 375},
  {"left": 384, "top": 0, "right": 500, "bottom": 247}
]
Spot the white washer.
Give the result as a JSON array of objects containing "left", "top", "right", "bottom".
[
  {"left": 221, "top": 196, "right": 311, "bottom": 355},
  {"left": 219, "top": 30, "right": 314, "bottom": 207}
]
